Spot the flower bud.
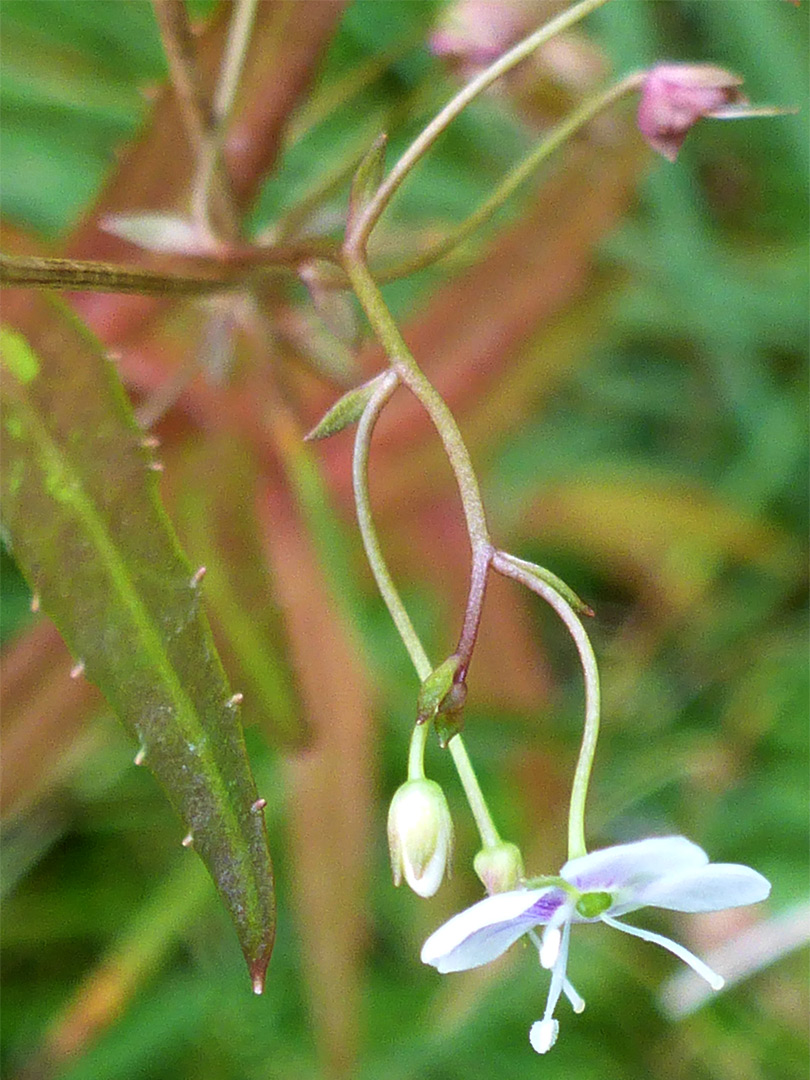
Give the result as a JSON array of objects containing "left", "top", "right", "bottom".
[
  {"left": 474, "top": 841, "right": 525, "bottom": 894},
  {"left": 388, "top": 779, "right": 453, "bottom": 898},
  {"left": 637, "top": 63, "right": 746, "bottom": 161}
]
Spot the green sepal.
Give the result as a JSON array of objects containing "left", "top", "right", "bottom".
[
  {"left": 496, "top": 552, "right": 593, "bottom": 617},
  {"left": 304, "top": 374, "right": 385, "bottom": 441},
  {"left": 347, "top": 133, "right": 387, "bottom": 232},
  {"left": 416, "top": 655, "right": 460, "bottom": 725},
  {"left": 434, "top": 681, "right": 467, "bottom": 748}
]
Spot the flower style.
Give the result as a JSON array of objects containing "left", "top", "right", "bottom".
[{"left": 421, "top": 836, "right": 770, "bottom": 1054}]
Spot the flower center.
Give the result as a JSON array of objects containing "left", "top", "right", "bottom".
[{"left": 575, "top": 890, "right": 613, "bottom": 918}]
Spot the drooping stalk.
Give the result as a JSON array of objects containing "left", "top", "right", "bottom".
[{"left": 491, "top": 552, "right": 601, "bottom": 861}]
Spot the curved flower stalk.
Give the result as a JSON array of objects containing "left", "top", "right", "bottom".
[{"left": 421, "top": 836, "right": 771, "bottom": 1054}]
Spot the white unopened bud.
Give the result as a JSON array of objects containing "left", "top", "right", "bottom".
[
  {"left": 387, "top": 779, "right": 453, "bottom": 898},
  {"left": 474, "top": 841, "right": 525, "bottom": 894}
]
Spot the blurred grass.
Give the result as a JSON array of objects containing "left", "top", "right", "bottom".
[{"left": 1, "top": 2, "right": 808, "bottom": 1079}]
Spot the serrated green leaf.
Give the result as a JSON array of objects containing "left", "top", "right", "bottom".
[
  {"left": 0, "top": 295, "right": 274, "bottom": 992},
  {"left": 170, "top": 435, "right": 305, "bottom": 749},
  {"left": 347, "top": 132, "right": 387, "bottom": 233},
  {"left": 416, "top": 655, "right": 460, "bottom": 725},
  {"left": 304, "top": 374, "right": 385, "bottom": 441}
]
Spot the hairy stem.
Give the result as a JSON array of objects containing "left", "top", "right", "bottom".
[{"left": 491, "top": 551, "right": 601, "bottom": 861}]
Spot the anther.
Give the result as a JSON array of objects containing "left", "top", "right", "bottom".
[
  {"left": 251, "top": 798, "right": 267, "bottom": 813},
  {"left": 134, "top": 747, "right": 147, "bottom": 766},
  {"left": 70, "top": 661, "right": 85, "bottom": 680},
  {"left": 30, "top": 592, "right": 40, "bottom": 613},
  {"left": 140, "top": 435, "right": 160, "bottom": 449},
  {"left": 190, "top": 566, "right": 207, "bottom": 587},
  {"left": 149, "top": 461, "right": 165, "bottom": 472},
  {"left": 181, "top": 833, "right": 194, "bottom": 848},
  {"left": 227, "top": 693, "right": 244, "bottom": 707}
]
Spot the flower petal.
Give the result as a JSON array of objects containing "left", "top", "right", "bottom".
[
  {"left": 421, "top": 887, "right": 563, "bottom": 973},
  {"left": 561, "top": 837, "right": 708, "bottom": 894},
  {"left": 633, "top": 863, "right": 771, "bottom": 913}
]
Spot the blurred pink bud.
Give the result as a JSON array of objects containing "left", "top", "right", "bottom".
[
  {"left": 430, "top": 0, "right": 538, "bottom": 65},
  {"left": 637, "top": 63, "right": 747, "bottom": 161}
]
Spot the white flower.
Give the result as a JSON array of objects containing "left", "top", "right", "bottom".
[
  {"left": 388, "top": 779, "right": 454, "bottom": 898},
  {"left": 421, "top": 836, "right": 770, "bottom": 1054}
]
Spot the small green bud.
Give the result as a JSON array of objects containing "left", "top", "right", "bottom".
[
  {"left": 417, "top": 656, "right": 461, "bottom": 724},
  {"left": 387, "top": 779, "right": 454, "bottom": 898},
  {"left": 474, "top": 841, "right": 525, "bottom": 894}
]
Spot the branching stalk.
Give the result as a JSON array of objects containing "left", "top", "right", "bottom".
[
  {"left": 376, "top": 73, "right": 644, "bottom": 282},
  {"left": 347, "top": 0, "right": 615, "bottom": 251},
  {"left": 353, "top": 377, "right": 501, "bottom": 848}
]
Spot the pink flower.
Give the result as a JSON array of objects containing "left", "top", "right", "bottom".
[{"left": 637, "top": 63, "right": 751, "bottom": 161}]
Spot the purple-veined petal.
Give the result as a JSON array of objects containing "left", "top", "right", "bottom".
[
  {"left": 421, "top": 887, "right": 565, "bottom": 973},
  {"left": 602, "top": 915, "right": 725, "bottom": 990},
  {"left": 633, "top": 863, "right": 771, "bottom": 913},
  {"left": 561, "top": 837, "right": 708, "bottom": 895}
]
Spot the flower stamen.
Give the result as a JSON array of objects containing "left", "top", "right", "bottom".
[{"left": 601, "top": 915, "right": 725, "bottom": 990}]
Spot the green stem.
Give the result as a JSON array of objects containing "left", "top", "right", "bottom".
[
  {"left": 376, "top": 73, "right": 643, "bottom": 282},
  {"left": 344, "top": 257, "right": 490, "bottom": 554},
  {"left": 447, "top": 736, "right": 500, "bottom": 850},
  {"left": 407, "top": 720, "right": 429, "bottom": 781},
  {"left": 192, "top": 0, "right": 258, "bottom": 234},
  {"left": 353, "top": 370, "right": 431, "bottom": 679},
  {"left": 352, "top": 373, "right": 500, "bottom": 850},
  {"left": 491, "top": 551, "right": 600, "bottom": 861},
  {"left": 347, "top": 0, "right": 615, "bottom": 250}
]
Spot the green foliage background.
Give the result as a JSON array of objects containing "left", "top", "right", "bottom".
[{"left": 1, "top": 2, "right": 807, "bottom": 1079}]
